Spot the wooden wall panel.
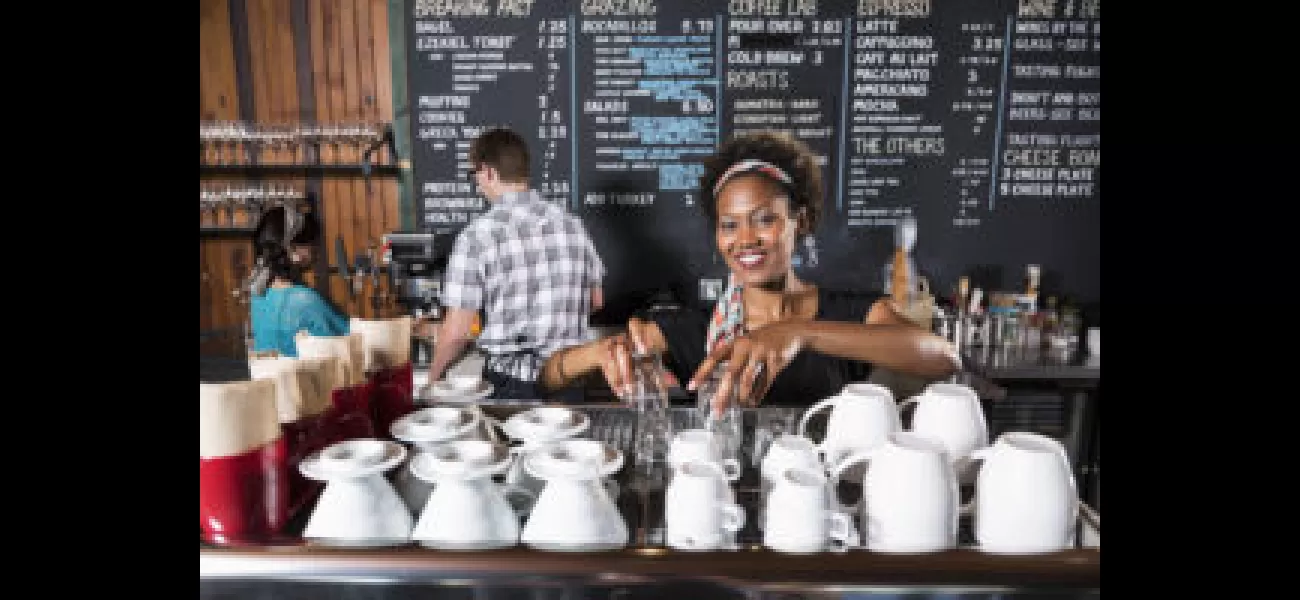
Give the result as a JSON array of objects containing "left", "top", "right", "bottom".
[
  {"left": 369, "top": 0, "right": 401, "bottom": 235},
  {"left": 317, "top": 0, "right": 352, "bottom": 319},
  {"left": 199, "top": 0, "right": 239, "bottom": 122},
  {"left": 201, "top": 0, "right": 402, "bottom": 359}
]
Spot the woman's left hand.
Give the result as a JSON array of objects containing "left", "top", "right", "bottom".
[{"left": 688, "top": 322, "right": 806, "bottom": 415}]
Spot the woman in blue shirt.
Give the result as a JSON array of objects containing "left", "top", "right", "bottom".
[{"left": 248, "top": 205, "right": 349, "bottom": 357}]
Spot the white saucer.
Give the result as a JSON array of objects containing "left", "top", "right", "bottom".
[
  {"left": 390, "top": 406, "right": 481, "bottom": 444},
  {"left": 501, "top": 408, "right": 590, "bottom": 443},
  {"left": 299, "top": 440, "right": 407, "bottom": 481},
  {"left": 423, "top": 379, "right": 494, "bottom": 403},
  {"left": 522, "top": 450, "right": 606, "bottom": 482},
  {"left": 524, "top": 439, "right": 624, "bottom": 478},
  {"left": 408, "top": 441, "right": 513, "bottom": 482}
]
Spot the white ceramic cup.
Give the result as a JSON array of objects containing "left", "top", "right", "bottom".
[
  {"left": 408, "top": 441, "right": 519, "bottom": 550},
  {"left": 669, "top": 429, "right": 742, "bottom": 481},
  {"left": 899, "top": 382, "right": 989, "bottom": 483},
  {"left": 758, "top": 434, "right": 823, "bottom": 522},
  {"left": 664, "top": 461, "right": 745, "bottom": 551},
  {"left": 760, "top": 434, "right": 822, "bottom": 483},
  {"left": 503, "top": 439, "right": 621, "bottom": 515},
  {"left": 301, "top": 441, "right": 412, "bottom": 546},
  {"left": 763, "top": 466, "right": 858, "bottom": 554},
  {"left": 520, "top": 452, "right": 628, "bottom": 550},
  {"left": 797, "top": 382, "right": 901, "bottom": 474}
]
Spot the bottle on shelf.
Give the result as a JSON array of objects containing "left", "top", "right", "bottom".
[
  {"left": 1023, "top": 264, "right": 1042, "bottom": 313},
  {"left": 1039, "top": 296, "right": 1060, "bottom": 350},
  {"left": 954, "top": 276, "right": 970, "bottom": 317}
]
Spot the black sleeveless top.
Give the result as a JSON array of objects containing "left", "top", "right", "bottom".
[{"left": 648, "top": 287, "right": 883, "bottom": 406}]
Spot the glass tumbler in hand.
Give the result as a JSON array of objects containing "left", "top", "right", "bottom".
[
  {"left": 627, "top": 351, "right": 675, "bottom": 474},
  {"left": 695, "top": 362, "right": 742, "bottom": 466}
]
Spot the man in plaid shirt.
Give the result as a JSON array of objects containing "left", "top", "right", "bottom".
[{"left": 427, "top": 127, "right": 605, "bottom": 399}]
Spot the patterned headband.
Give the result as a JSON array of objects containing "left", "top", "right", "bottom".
[{"left": 712, "top": 159, "right": 794, "bottom": 197}]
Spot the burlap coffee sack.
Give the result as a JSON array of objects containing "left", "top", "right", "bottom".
[
  {"left": 295, "top": 333, "right": 363, "bottom": 386},
  {"left": 349, "top": 316, "right": 413, "bottom": 372},
  {"left": 248, "top": 356, "right": 340, "bottom": 423},
  {"left": 200, "top": 379, "right": 280, "bottom": 459}
]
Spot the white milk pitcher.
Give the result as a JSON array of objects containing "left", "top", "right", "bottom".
[
  {"left": 898, "top": 382, "right": 989, "bottom": 483},
  {"left": 968, "top": 432, "right": 1079, "bottom": 554},
  {"left": 797, "top": 382, "right": 901, "bottom": 471}
]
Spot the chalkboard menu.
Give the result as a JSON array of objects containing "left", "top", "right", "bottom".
[{"left": 405, "top": 0, "right": 1101, "bottom": 320}]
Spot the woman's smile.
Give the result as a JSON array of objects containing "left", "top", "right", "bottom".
[{"left": 734, "top": 248, "right": 769, "bottom": 270}]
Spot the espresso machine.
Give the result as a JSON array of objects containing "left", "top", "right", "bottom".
[{"left": 381, "top": 231, "right": 453, "bottom": 365}]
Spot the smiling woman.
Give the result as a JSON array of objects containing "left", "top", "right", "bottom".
[{"left": 539, "top": 130, "right": 960, "bottom": 412}]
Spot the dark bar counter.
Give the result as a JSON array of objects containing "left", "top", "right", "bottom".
[{"left": 200, "top": 538, "right": 1099, "bottom": 588}]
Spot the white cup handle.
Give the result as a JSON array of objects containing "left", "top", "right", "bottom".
[
  {"left": 826, "top": 511, "right": 857, "bottom": 553},
  {"left": 796, "top": 397, "right": 838, "bottom": 439},
  {"left": 896, "top": 397, "right": 921, "bottom": 428},
  {"left": 720, "top": 503, "right": 745, "bottom": 533},
  {"left": 957, "top": 445, "right": 994, "bottom": 515},
  {"left": 829, "top": 450, "right": 874, "bottom": 511}
]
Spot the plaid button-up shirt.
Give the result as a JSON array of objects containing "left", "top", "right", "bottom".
[{"left": 441, "top": 189, "right": 605, "bottom": 382}]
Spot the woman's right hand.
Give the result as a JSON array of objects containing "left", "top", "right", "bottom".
[{"left": 596, "top": 317, "right": 660, "bottom": 400}]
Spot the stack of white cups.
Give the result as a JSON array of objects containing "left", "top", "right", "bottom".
[{"left": 664, "top": 429, "right": 745, "bottom": 551}]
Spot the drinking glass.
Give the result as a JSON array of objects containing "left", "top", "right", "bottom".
[
  {"left": 694, "top": 362, "right": 742, "bottom": 464},
  {"left": 627, "top": 351, "right": 675, "bottom": 473}
]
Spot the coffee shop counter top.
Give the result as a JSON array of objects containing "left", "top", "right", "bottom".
[
  {"left": 201, "top": 530, "right": 1099, "bottom": 591},
  {"left": 200, "top": 401, "right": 1099, "bottom": 592}
]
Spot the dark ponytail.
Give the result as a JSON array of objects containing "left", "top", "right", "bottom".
[{"left": 252, "top": 205, "right": 321, "bottom": 286}]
